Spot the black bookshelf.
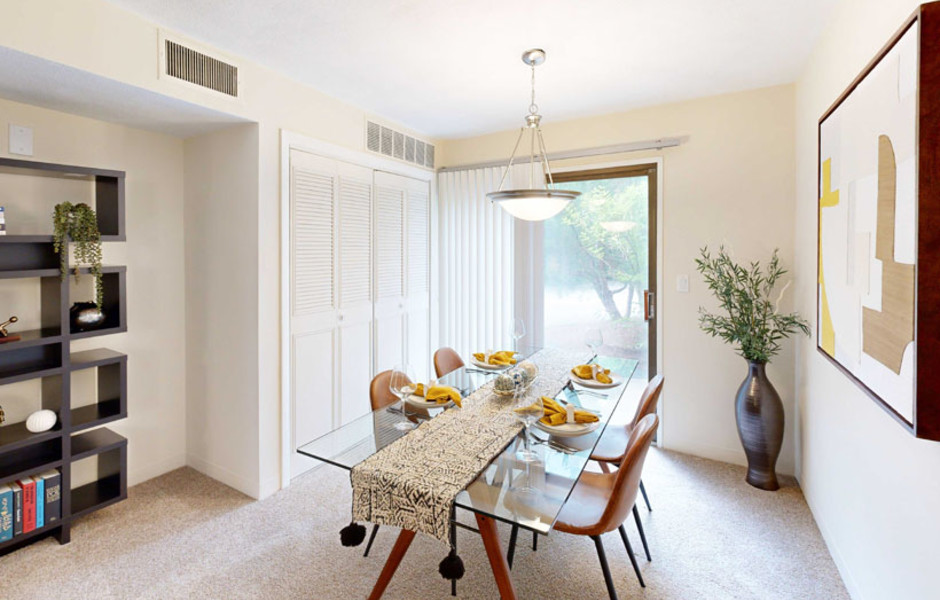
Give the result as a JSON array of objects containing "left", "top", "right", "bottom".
[{"left": 0, "top": 158, "right": 128, "bottom": 555}]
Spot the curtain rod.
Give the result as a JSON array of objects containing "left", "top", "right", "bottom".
[{"left": 437, "top": 137, "right": 684, "bottom": 173}]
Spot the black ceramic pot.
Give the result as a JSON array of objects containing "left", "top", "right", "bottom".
[
  {"left": 70, "top": 302, "right": 105, "bottom": 331},
  {"left": 735, "top": 360, "right": 784, "bottom": 491}
]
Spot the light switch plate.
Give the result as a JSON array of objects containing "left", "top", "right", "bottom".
[
  {"left": 677, "top": 274, "right": 690, "bottom": 293},
  {"left": 9, "top": 124, "right": 34, "bottom": 156}
]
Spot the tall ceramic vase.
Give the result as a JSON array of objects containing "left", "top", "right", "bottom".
[{"left": 735, "top": 360, "right": 783, "bottom": 491}]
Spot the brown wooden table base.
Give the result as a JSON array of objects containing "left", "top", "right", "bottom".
[{"left": 366, "top": 514, "right": 518, "bottom": 600}]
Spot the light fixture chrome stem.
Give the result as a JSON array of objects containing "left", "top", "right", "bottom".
[{"left": 487, "top": 48, "right": 580, "bottom": 222}]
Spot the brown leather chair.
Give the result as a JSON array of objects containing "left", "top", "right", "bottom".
[
  {"left": 362, "top": 370, "right": 413, "bottom": 558},
  {"left": 433, "top": 347, "right": 465, "bottom": 378},
  {"left": 555, "top": 414, "right": 660, "bottom": 599},
  {"left": 593, "top": 374, "right": 663, "bottom": 519}
]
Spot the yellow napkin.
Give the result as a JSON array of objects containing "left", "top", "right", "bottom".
[
  {"left": 571, "top": 364, "right": 612, "bottom": 384},
  {"left": 514, "top": 396, "right": 599, "bottom": 426},
  {"left": 425, "top": 385, "right": 462, "bottom": 408},
  {"left": 412, "top": 383, "right": 426, "bottom": 397},
  {"left": 472, "top": 350, "right": 517, "bottom": 366}
]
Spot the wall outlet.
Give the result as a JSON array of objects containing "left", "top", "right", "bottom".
[
  {"left": 9, "top": 125, "right": 33, "bottom": 156},
  {"left": 677, "top": 274, "right": 690, "bottom": 293}
]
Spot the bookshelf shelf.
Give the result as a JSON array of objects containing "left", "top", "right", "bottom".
[{"left": 0, "top": 157, "right": 128, "bottom": 554}]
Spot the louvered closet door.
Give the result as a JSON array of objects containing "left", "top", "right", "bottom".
[
  {"left": 336, "top": 161, "right": 375, "bottom": 426},
  {"left": 373, "top": 172, "right": 406, "bottom": 374},
  {"left": 374, "top": 171, "right": 431, "bottom": 379},
  {"left": 289, "top": 151, "right": 339, "bottom": 457}
]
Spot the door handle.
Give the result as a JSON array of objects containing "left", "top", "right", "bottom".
[{"left": 643, "top": 290, "right": 655, "bottom": 321}]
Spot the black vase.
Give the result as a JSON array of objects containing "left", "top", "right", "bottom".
[
  {"left": 735, "top": 360, "right": 784, "bottom": 491},
  {"left": 70, "top": 302, "right": 106, "bottom": 332}
]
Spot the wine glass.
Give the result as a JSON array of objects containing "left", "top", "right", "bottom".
[
  {"left": 389, "top": 364, "right": 417, "bottom": 431},
  {"left": 585, "top": 329, "right": 603, "bottom": 355},
  {"left": 512, "top": 387, "right": 543, "bottom": 462},
  {"left": 510, "top": 318, "right": 526, "bottom": 353}
]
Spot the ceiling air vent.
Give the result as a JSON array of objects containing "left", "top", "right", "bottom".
[
  {"left": 366, "top": 120, "right": 434, "bottom": 169},
  {"left": 163, "top": 38, "right": 239, "bottom": 97}
]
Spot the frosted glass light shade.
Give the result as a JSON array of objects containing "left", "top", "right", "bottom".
[{"left": 487, "top": 189, "right": 580, "bottom": 221}]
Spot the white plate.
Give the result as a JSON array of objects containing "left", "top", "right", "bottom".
[
  {"left": 535, "top": 420, "right": 600, "bottom": 438},
  {"left": 570, "top": 371, "right": 624, "bottom": 389},
  {"left": 404, "top": 394, "right": 453, "bottom": 409},
  {"left": 470, "top": 353, "right": 518, "bottom": 370}
]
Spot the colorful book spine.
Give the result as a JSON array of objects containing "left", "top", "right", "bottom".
[
  {"left": 16, "top": 479, "right": 36, "bottom": 533},
  {"left": 12, "top": 484, "right": 22, "bottom": 536},
  {"left": 39, "top": 470, "right": 61, "bottom": 523},
  {"left": 0, "top": 206, "right": 6, "bottom": 235},
  {"left": 32, "top": 475, "right": 44, "bottom": 529},
  {"left": 0, "top": 485, "right": 12, "bottom": 542}
]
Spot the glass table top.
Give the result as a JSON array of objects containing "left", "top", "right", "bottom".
[{"left": 297, "top": 354, "right": 639, "bottom": 535}]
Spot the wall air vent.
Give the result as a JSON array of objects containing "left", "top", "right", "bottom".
[
  {"left": 162, "top": 38, "right": 239, "bottom": 97},
  {"left": 366, "top": 121, "right": 434, "bottom": 169}
]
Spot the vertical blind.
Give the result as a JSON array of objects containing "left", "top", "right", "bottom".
[{"left": 437, "top": 166, "right": 517, "bottom": 358}]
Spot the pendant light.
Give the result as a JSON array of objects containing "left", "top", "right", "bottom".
[{"left": 487, "top": 49, "right": 580, "bottom": 221}]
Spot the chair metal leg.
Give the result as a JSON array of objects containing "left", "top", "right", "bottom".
[
  {"left": 451, "top": 521, "right": 458, "bottom": 596},
  {"left": 507, "top": 524, "right": 519, "bottom": 569},
  {"left": 617, "top": 525, "right": 646, "bottom": 588},
  {"left": 532, "top": 531, "right": 538, "bottom": 551},
  {"left": 363, "top": 524, "right": 380, "bottom": 557},
  {"left": 591, "top": 535, "right": 619, "bottom": 600},
  {"left": 633, "top": 505, "right": 651, "bottom": 561},
  {"left": 639, "top": 479, "right": 652, "bottom": 511}
]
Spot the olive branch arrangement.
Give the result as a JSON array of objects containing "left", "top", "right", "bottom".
[
  {"left": 695, "top": 246, "right": 810, "bottom": 364},
  {"left": 53, "top": 202, "right": 103, "bottom": 307}
]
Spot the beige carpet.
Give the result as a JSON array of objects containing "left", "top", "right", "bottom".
[{"left": 0, "top": 449, "right": 848, "bottom": 599}]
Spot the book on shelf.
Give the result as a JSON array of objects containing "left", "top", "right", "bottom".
[
  {"left": 12, "top": 483, "right": 22, "bottom": 536},
  {"left": 0, "top": 484, "right": 12, "bottom": 542},
  {"left": 31, "top": 475, "right": 45, "bottom": 529},
  {"left": 15, "top": 478, "right": 36, "bottom": 533},
  {"left": 39, "top": 470, "right": 61, "bottom": 523}
]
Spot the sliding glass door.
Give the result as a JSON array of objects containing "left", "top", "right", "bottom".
[{"left": 542, "top": 164, "right": 657, "bottom": 381}]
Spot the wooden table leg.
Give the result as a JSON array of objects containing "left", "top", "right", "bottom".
[
  {"left": 367, "top": 528, "right": 416, "bottom": 600},
  {"left": 475, "top": 514, "right": 517, "bottom": 600}
]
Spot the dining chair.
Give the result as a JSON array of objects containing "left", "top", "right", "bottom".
[
  {"left": 433, "top": 347, "right": 465, "bottom": 378},
  {"left": 362, "top": 369, "right": 410, "bottom": 558},
  {"left": 557, "top": 414, "right": 660, "bottom": 600}
]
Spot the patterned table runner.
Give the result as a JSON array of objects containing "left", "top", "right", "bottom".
[{"left": 350, "top": 348, "right": 591, "bottom": 542}]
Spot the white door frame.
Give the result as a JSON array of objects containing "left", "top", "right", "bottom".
[
  {"left": 279, "top": 129, "right": 434, "bottom": 488},
  {"left": 525, "top": 156, "right": 666, "bottom": 445}
]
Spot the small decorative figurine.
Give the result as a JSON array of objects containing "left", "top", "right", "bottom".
[
  {"left": 0, "top": 315, "right": 20, "bottom": 343},
  {"left": 26, "top": 409, "right": 57, "bottom": 433},
  {"left": 0, "top": 404, "right": 5, "bottom": 426}
]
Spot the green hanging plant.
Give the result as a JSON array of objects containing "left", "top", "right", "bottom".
[{"left": 53, "top": 202, "right": 103, "bottom": 307}]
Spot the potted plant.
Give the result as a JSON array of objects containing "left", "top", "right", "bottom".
[
  {"left": 695, "top": 246, "right": 810, "bottom": 491},
  {"left": 53, "top": 202, "right": 105, "bottom": 327}
]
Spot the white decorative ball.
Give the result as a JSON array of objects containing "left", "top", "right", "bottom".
[{"left": 26, "top": 409, "right": 57, "bottom": 433}]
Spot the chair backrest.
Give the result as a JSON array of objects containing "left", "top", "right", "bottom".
[
  {"left": 370, "top": 370, "right": 411, "bottom": 411},
  {"left": 629, "top": 374, "right": 664, "bottom": 430},
  {"left": 433, "top": 347, "right": 465, "bottom": 378},
  {"left": 598, "top": 413, "right": 659, "bottom": 534}
]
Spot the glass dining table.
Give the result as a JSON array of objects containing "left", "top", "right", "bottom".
[{"left": 298, "top": 353, "right": 639, "bottom": 600}]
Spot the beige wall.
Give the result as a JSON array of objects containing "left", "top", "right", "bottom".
[
  {"left": 794, "top": 0, "right": 940, "bottom": 598},
  {"left": 0, "top": 0, "right": 438, "bottom": 498},
  {"left": 440, "top": 84, "right": 799, "bottom": 474},
  {"left": 0, "top": 96, "right": 187, "bottom": 486}
]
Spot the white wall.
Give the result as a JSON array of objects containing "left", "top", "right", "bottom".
[
  {"left": 183, "top": 124, "right": 261, "bottom": 497},
  {"left": 0, "top": 96, "right": 187, "bottom": 486},
  {"left": 794, "top": 1, "right": 940, "bottom": 598},
  {"left": 440, "top": 84, "right": 800, "bottom": 474}
]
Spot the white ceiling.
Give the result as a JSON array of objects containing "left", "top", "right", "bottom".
[
  {"left": 105, "top": 0, "right": 839, "bottom": 139},
  {"left": 0, "top": 46, "right": 248, "bottom": 138}
]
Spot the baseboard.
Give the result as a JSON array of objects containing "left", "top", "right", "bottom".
[
  {"left": 662, "top": 440, "right": 797, "bottom": 477},
  {"left": 799, "top": 479, "right": 863, "bottom": 599},
  {"left": 128, "top": 452, "right": 187, "bottom": 487},
  {"left": 186, "top": 453, "right": 259, "bottom": 499}
]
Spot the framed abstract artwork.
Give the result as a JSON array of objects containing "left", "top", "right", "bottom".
[{"left": 818, "top": 2, "right": 940, "bottom": 440}]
